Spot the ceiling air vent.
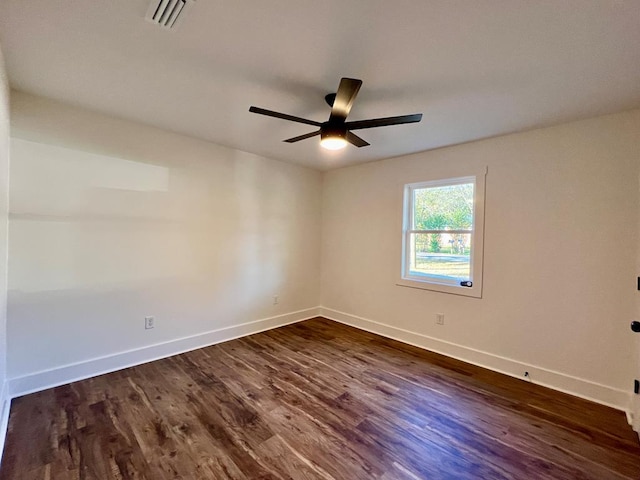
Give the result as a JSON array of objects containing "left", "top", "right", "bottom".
[{"left": 145, "top": 0, "right": 194, "bottom": 30}]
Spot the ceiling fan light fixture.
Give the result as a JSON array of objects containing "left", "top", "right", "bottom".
[{"left": 320, "top": 128, "right": 347, "bottom": 150}]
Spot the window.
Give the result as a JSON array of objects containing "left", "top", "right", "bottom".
[{"left": 399, "top": 170, "right": 486, "bottom": 298}]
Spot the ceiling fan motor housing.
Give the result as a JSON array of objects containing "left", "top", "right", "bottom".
[{"left": 321, "top": 124, "right": 347, "bottom": 141}]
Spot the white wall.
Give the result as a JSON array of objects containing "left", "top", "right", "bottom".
[
  {"left": 321, "top": 109, "right": 640, "bottom": 409},
  {"left": 0, "top": 46, "right": 10, "bottom": 412},
  {"left": 7, "top": 92, "right": 321, "bottom": 387}
]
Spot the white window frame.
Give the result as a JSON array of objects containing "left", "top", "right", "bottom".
[{"left": 397, "top": 168, "right": 487, "bottom": 298}]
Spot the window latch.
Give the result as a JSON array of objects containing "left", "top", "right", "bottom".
[{"left": 460, "top": 281, "right": 473, "bottom": 287}]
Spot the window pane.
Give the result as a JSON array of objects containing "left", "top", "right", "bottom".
[
  {"left": 412, "top": 183, "right": 474, "bottom": 230},
  {"left": 401, "top": 173, "right": 485, "bottom": 297},
  {"left": 410, "top": 232, "right": 471, "bottom": 281}
]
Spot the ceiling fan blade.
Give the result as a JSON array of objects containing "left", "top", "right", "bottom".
[
  {"left": 345, "top": 113, "right": 423, "bottom": 130},
  {"left": 329, "top": 78, "right": 362, "bottom": 123},
  {"left": 249, "top": 106, "right": 322, "bottom": 127},
  {"left": 345, "top": 131, "right": 370, "bottom": 147},
  {"left": 283, "top": 130, "right": 321, "bottom": 143}
]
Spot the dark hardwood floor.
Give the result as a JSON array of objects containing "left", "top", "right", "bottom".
[{"left": 1, "top": 317, "right": 639, "bottom": 479}]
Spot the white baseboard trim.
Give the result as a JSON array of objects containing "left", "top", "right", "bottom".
[
  {"left": 320, "top": 307, "right": 630, "bottom": 412},
  {"left": 0, "top": 381, "right": 10, "bottom": 467},
  {"left": 4, "top": 305, "right": 630, "bottom": 413},
  {"left": 8, "top": 307, "right": 321, "bottom": 399}
]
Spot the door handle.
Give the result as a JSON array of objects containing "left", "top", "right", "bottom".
[{"left": 632, "top": 321, "right": 640, "bottom": 333}]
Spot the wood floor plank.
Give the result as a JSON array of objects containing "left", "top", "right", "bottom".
[{"left": 1, "top": 317, "right": 639, "bottom": 479}]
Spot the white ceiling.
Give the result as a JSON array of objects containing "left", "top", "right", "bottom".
[{"left": 1, "top": 1, "right": 639, "bottom": 171}]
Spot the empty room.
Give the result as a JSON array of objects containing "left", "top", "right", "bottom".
[{"left": 0, "top": 1, "right": 639, "bottom": 479}]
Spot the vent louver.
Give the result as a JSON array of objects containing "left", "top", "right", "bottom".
[{"left": 145, "top": 0, "right": 194, "bottom": 30}]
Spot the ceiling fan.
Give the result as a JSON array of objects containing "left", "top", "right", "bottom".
[{"left": 249, "top": 78, "right": 423, "bottom": 150}]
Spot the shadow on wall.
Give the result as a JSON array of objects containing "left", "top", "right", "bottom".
[{"left": 7, "top": 138, "right": 310, "bottom": 377}]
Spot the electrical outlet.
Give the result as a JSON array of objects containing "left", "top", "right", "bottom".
[
  {"left": 273, "top": 295, "right": 279, "bottom": 305},
  {"left": 145, "top": 316, "right": 155, "bottom": 329},
  {"left": 435, "top": 313, "right": 444, "bottom": 325}
]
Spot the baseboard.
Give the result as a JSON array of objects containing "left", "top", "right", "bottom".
[
  {"left": 320, "top": 307, "right": 630, "bottom": 411},
  {"left": 0, "top": 381, "right": 10, "bottom": 466},
  {"left": 8, "top": 307, "right": 321, "bottom": 398},
  {"left": 629, "top": 406, "right": 640, "bottom": 439},
  {"left": 634, "top": 415, "right": 640, "bottom": 442},
  {"left": 5, "top": 305, "right": 630, "bottom": 411}
]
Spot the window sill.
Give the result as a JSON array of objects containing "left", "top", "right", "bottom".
[{"left": 396, "top": 278, "right": 482, "bottom": 298}]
